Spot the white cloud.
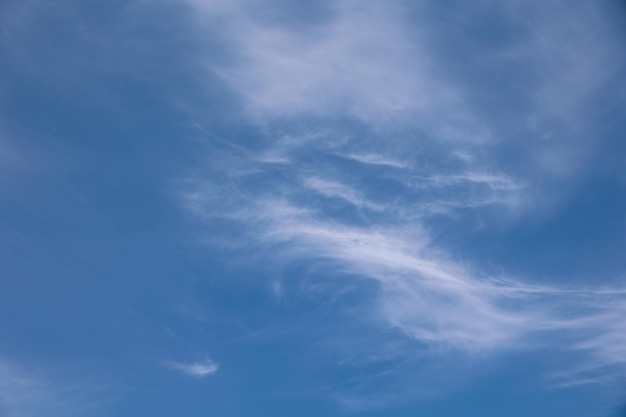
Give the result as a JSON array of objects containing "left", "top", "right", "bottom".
[
  {"left": 337, "top": 153, "right": 409, "bottom": 169},
  {"left": 254, "top": 204, "right": 528, "bottom": 351},
  {"left": 184, "top": 167, "right": 626, "bottom": 379},
  {"left": 179, "top": 123, "right": 625, "bottom": 386},
  {"left": 209, "top": 2, "right": 429, "bottom": 119},
  {"left": 304, "top": 177, "right": 383, "bottom": 211},
  {"left": 216, "top": 195, "right": 623, "bottom": 353},
  {"left": 184, "top": 0, "right": 490, "bottom": 144},
  {"left": 166, "top": 358, "right": 219, "bottom": 377},
  {"left": 178, "top": 0, "right": 626, "bottom": 392}
]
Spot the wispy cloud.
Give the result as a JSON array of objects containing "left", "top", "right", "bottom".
[
  {"left": 178, "top": 0, "right": 626, "bottom": 399},
  {"left": 337, "top": 153, "right": 409, "bottom": 169},
  {"left": 166, "top": 358, "right": 219, "bottom": 377},
  {"left": 184, "top": 0, "right": 490, "bottom": 144},
  {"left": 304, "top": 177, "right": 384, "bottom": 211},
  {"left": 182, "top": 139, "right": 626, "bottom": 370}
]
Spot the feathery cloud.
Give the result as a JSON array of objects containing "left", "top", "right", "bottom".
[
  {"left": 179, "top": 0, "right": 626, "bottom": 392},
  {"left": 166, "top": 358, "right": 219, "bottom": 377}
]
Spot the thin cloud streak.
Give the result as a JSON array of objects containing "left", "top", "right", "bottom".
[
  {"left": 338, "top": 153, "right": 409, "bottom": 169},
  {"left": 304, "top": 177, "right": 384, "bottom": 212},
  {"left": 224, "top": 196, "right": 626, "bottom": 353},
  {"left": 166, "top": 358, "right": 219, "bottom": 377}
]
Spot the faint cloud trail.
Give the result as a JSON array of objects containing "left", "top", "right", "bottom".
[{"left": 165, "top": 358, "right": 219, "bottom": 377}]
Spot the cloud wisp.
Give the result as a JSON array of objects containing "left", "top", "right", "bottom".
[
  {"left": 182, "top": 125, "right": 626, "bottom": 387},
  {"left": 166, "top": 358, "right": 219, "bottom": 378},
  {"left": 184, "top": 0, "right": 491, "bottom": 144}
]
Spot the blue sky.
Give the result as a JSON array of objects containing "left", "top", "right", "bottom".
[{"left": 1, "top": 0, "right": 626, "bottom": 416}]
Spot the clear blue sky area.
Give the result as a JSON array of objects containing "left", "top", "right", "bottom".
[{"left": 1, "top": 1, "right": 626, "bottom": 416}]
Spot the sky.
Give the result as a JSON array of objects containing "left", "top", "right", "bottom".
[{"left": 1, "top": 0, "right": 626, "bottom": 416}]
